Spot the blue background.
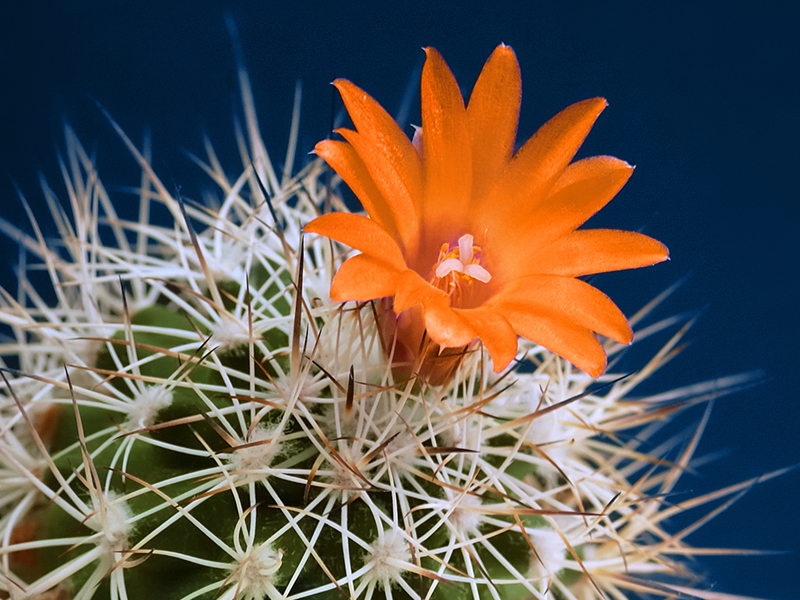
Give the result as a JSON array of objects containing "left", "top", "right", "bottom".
[{"left": 2, "top": 2, "right": 798, "bottom": 597}]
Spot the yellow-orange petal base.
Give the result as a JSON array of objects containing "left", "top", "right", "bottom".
[{"left": 305, "top": 44, "right": 668, "bottom": 379}]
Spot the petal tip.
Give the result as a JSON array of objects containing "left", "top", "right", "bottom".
[
  {"left": 490, "top": 348, "right": 517, "bottom": 373},
  {"left": 331, "top": 78, "right": 350, "bottom": 89},
  {"left": 656, "top": 242, "right": 671, "bottom": 262},
  {"left": 302, "top": 217, "right": 321, "bottom": 235},
  {"left": 582, "top": 351, "right": 608, "bottom": 378},
  {"left": 423, "top": 47, "right": 448, "bottom": 68},
  {"left": 573, "top": 97, "right": 608, "bottom": 119},
  {"left": 313, "top": 139, "right": 330, "bottom": 155},
  {"left": 586, "top": 364, "right": 606, "bottom": 379},
  {"left": 494, "top": 43, "right": 516, "bottom": 57},
  {"left": 591, "top": 97, "right": 609, "bottom": 113}
]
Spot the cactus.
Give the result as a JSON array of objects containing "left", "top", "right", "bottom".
[{"left": 0, "top": 58, "right": 775, "bottom": 600}]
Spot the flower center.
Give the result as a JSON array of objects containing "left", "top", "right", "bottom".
[{"left": 430, "top": 234, "right": 491, "bottom": 301}]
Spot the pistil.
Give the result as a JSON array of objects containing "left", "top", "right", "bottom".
[{"left": 431, "top": 234, "right": 491, "bottom": 301}]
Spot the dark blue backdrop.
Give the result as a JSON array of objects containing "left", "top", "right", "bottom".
[{"left": 2, "top": 2, "right": 798, "bottom": 597}]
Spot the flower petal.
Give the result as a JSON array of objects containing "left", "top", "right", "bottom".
[
  {"left": 548, "top": 154, "right": 631, "bottom": 197},
  {"left": 454, "top": 307, "right": 518, "bottom": 371},
  {"left": 336, "top": 128, "right": 420, "bottom": 257},
  {"left": 500, "top": 308, "right": 608, "bottom": 378},
  {"left": 314, "top": 139, "right": 398, "bottom": 237},
  {"left": 391, "top": 271, "right": 518, "bottom": 364},
  {"left": 489, "top": 275, "right": 632, "bottom": 344},
  {"left": 329, "top": 254, "right": 401, "bottom": 302},
  {"left": 529, "top": 230, "right": 670, "bottom": 276},
  {"left": 423, "top": 304, "right": 478, "bottom": 349},
  {"left": 304, "top": 212, "right": 407, "bottom": 271},
  {"left": 392, "top": 270, "right": 477, "bottom": 349},
  {"left": 466, "top": 44, "right": 520, "bottom": 206},
  {"left": 333, "top": 79, "right": 423, "bottom": 211},
  {"left": 497, "top": 156, "right": 634, "bottom": 280},
  {"left": 480, "top": 98, "right": 607, "bottom": 235},
  {"left": 393, "top": 269, "right": 448, "bottom": 314},
  {"left": 420, "top": 47, "right": 472, "bottom": 238}
]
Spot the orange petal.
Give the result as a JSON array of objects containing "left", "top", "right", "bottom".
[
  {"left": 391, "top": 270, "right": 476, "bottom": 349},
  {"left": 455, "top": 307, "right": 518, "bottom": 371},
  {"left": 329, "top": 254, "right": 401, "bottom": 302},
  {"left": 548, "top": 154, "right": 631, "bottom": 196},
  {"left": 480, "top": 98, "right": 607, "bottom": 235},
  {"left": 499, "top": 156, "right": 634, "bottom": 279},
  {"left": 336, "top": 128, "right": 420, "bottom": 257},
  {"left": 529, "top": 230, "right": 669, "bottom": 277},
  {"left": 489, "top": 275, "right": 632, "bottom": 344},
  {"left": 466, "top": 45, "right": 520, "bottom": 207},
  {"left": 334, "top": 79, "right": 423, "bottom": 211},
  {"left": 497, "top": 306, "right": 608, "bottom": 377},
  {"left": 304, "top": 212, "right": 407, "bottom": 271},
  {"left": 422, "top": 303, "right": 478, "bottom": 349},
  {"left": 393, "top": 269, "right": 448, "bottom": 313},
  {"left": 420, "top": 48, "right": 472, "bottom": 237},
  {"left": 315, "top": 139, "right": 398, "bottom": 237}
]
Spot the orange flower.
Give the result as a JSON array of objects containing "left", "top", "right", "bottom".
[{"left": 305, "top": 45, "right": 668, "bottom": 378}]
